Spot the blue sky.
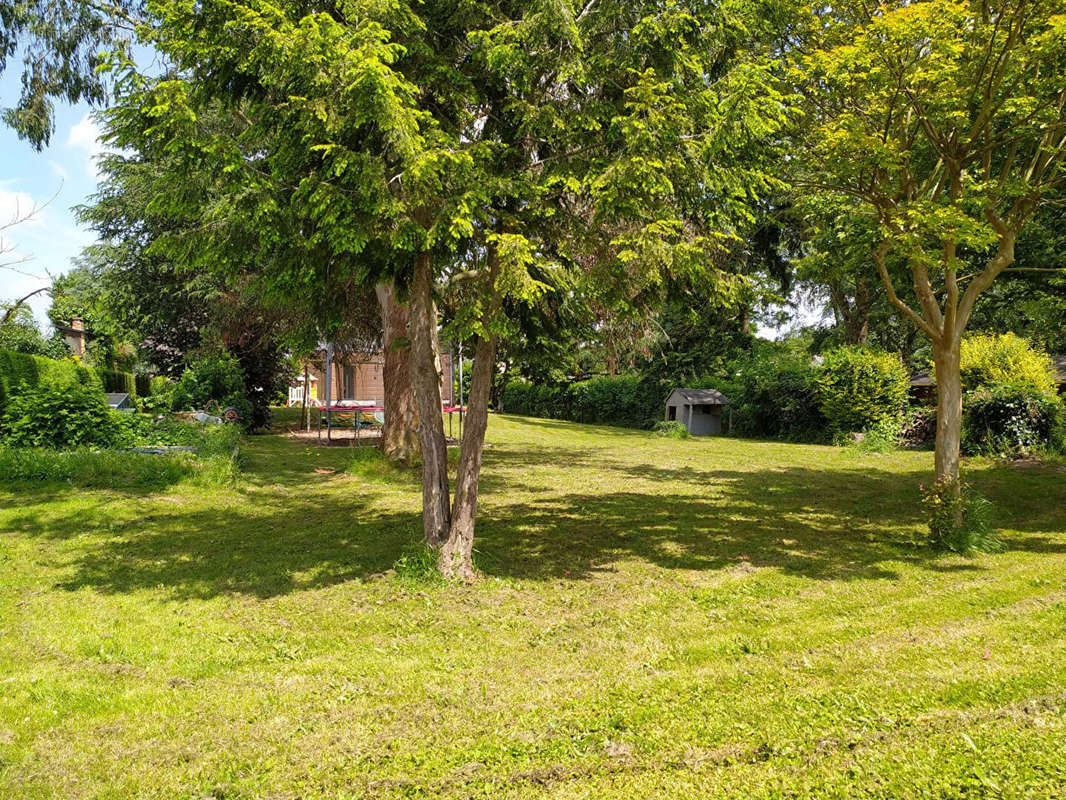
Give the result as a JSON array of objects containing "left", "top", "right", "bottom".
[{"left": 1, "top": 71, "right": 105, "bottom": 329}]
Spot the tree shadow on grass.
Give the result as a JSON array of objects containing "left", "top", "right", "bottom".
[{"left": 6, "top": 434, "right": 1065, "bottom": 599}]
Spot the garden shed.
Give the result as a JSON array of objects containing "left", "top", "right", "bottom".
[{"left": 665, "top": 388, "right": 730, "bottom": 435}]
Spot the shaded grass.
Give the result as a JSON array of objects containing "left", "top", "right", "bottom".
[{"left": 1, "top": 413, "right": 1065, "bottom": 798}]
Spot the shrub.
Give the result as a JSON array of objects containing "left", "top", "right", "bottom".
[
  {"left": 924, "top": 480, "right": 1001, "bottom": 554},
  {"left": 502, "top": 375, "right": 668, "bottom": 429},
  {"left": 723, "top": 350, "right": 825, "bottom": 441},
  {"left": 653, "top": 420, "right": 689, "bottom": 439},
  {"left": 135, "top": 373, "right": 152, "bottom": 397},
  {"left": 1, "top": 382, "right": 119, "bottom": 449},
  {"left": 963, "top": 386, "right": 1065, "bottom": 457},
  {"left": 842, "top": 417, "right": 901, "bottom": 453},
  {"left": 0, "top": 348, "right": 102, "bottom": 426},
  {"left": 172, "top": 352, "right": 253, "bottom": 428},
  {"left": 959, "top": 332, "right": 1057, "bottom": 395},
  {"left": 97, "top": 368, "right": 137, "bottom": 396},
  {"left": 816, "top": 347, "right": 908, "bottom": 436}
]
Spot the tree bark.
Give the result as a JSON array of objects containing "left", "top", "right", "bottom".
[
  {"left": 408, "top": 251, "right": 451, "bottom": 546},
  {"left": 376, "top": 281, "right": 419, "bottom": 462},
  {"left": 437, "top": 239, "right": 504, "bottom": 581},
  {"left": 932, "top": 337, "right": 963, "bottom": 490},
  {"left": 439, "top": 331, "right": 497, "bottom": 580}
]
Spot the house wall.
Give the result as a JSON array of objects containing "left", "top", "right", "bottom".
[{"left": 304, "top": 351, "right": 453, "bottom": 406}]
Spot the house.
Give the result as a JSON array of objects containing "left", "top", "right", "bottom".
[
  {"left": 291, "top": 345, "right": 454, "bottom": 407},
  {"left": 665, "top": 388, "right": 730, "bottom": 435}
]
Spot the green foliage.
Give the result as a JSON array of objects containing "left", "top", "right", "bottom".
[
  {"left": 652, "top": 420, "right": 689, "bottom": 439},
  {"left": 136, "top": 375, "right": 175, "bottom": 414},
  {"left": 172, "top": 352, "right": 253, "bottom": 428},
  {"left": 0, "top": 305, "right": 69, "bottom": 358},
  {"left": 1, "top": 382, "right": 118, "bottom": 449},
  {"left": 0, "top": 348, "right": 103, "bottom": 427},
  {"left": 959, "top": 333, "right": 1057, "bottom": 396},
  {"left": 816, "top": 347, "right": 908, "bottom": 436},
  {"left": 842, "top": 417, "right": 902, "bottom": 454},
  {"left": 503, "top": 375, "right": 668, "bottom": 430},
  {"left": 723, "top": 348, "right": 825, "bottom": 441},
  {"left": 924, "top": 481, "right": 1001, "bottom": 555},
  {"left": 963, "top": 386, "right": 1066, "bottom": 458},
  {"left": 96, "top": 367, "right": 137, "bottom": 396},
  {"left": 134, "top": 374, "right": 151, "bottom": 397},
  {"left": 0, "top": 0, "right": 133, "bottom": 148}
]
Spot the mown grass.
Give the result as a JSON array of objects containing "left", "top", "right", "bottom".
[{"left": 2, "top": 413, "right": 1065, "bottom": 798}]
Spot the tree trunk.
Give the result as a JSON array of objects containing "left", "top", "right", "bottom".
[
  {"left": 301, "top": 364, "right": 310, "bottom": 431},
  {"left": 440, "top": 332, "right": 497, "bottom": 580},
  {"left": 408, "top": 251, "right": 451, "bottom": 546},
  {"left": 932, "top": 337, "right": 963, "bottom": 490},
  {"left": 376, "top": 281, "right": 419, "bottom": 462}
]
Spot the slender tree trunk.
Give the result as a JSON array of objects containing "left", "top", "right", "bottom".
[
  {"left": 437, "top": 239, "right": 504, "bottom": 581},
  {"left": 376, "top": 281, "right": 419, "bottom": 462},
  {"left": 301, "top": 364, "right": 310, "bottom": 431},
  {"left": 440, "top": 332, "right": 497, "bottom": 580},
  {"left": 932, "top": 336, "right": 963, "bottom": 490},
  {"left": 408, "top": 251, "right": 451, "bottom": 546}
]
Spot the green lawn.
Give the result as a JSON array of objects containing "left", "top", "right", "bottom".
[{"left": 2, "top": 415, "right": 1065, "bottom": 798}]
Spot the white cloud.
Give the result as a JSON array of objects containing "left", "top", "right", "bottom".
[{"left": 67, "top": 113, "right": 106, "bottom": 179}]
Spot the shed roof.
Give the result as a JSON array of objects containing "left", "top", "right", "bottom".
[
  {"left": 106, "top": 392, "right": 132, "bottom": 410},
  {"left": 669, "top": 388, "right": 730, "bottom": 405}
]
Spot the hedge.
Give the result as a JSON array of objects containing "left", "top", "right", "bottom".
[
  {"left": 97, "top": 368, "right": 137, "bottom": 396},
  {"left": 0, "top": 349, "right": 103, "bottom": 425},
  {"left": 503, "top": 375, "right": 669, "bottom": 429},
  {"left": 135, "top": 373, "right": 152, "bottom": 398}
]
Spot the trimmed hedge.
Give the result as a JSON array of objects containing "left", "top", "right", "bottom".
[
  {"left": 98, "top": 368, "right": 137, "bottom": 396},
  {"left": 136, "top": 373, "right": 152, "bottom": 397},
  {"left": 503, "top": 375, "right": 669, "bottom": 429},
  {"left": 0, "top": 349, "right": 103, "bottom": 426}
]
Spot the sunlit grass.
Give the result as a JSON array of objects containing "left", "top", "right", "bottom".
[{"left": 2, "top": 413, "right": 1065, "bottom": 798}]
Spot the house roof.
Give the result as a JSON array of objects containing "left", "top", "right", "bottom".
[
  {"left": 912, "top": 356, "right": 1066, "bottom": 387},
  {"left": 669, "top": 388, "right": 730, "bottom": 405},
  {"left": 1053, "top": 356, "right": 1066, "bottom": 383}
]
